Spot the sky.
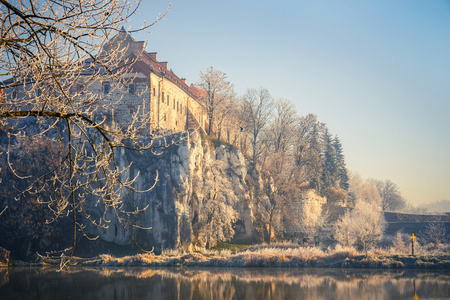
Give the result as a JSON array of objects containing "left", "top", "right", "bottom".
[{"left": 128, "top": 0, "right": 450, "bottom": 207}]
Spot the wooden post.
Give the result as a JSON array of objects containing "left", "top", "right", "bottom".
[
  {"left": 413, "top": 279, "right": 418, "bottom": 300},
  {"left": 411, "top": 233, "right": 416, "bottom": 256}
]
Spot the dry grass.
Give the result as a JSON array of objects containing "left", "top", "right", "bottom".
[
  {"left": 161, "top": 248, "right": 184, "bottom": 257},
  {"left": 99, "top": 254, "right": 115, "bottom": 264},
  {"left": 78, "top": 242, "right": 450, "bottom": 268},
  {"left": 368, "top": 248, "right": 390, "bottom": 257},
  {"left": 327, "top": 245, "right": 361, "bottom": 259}
]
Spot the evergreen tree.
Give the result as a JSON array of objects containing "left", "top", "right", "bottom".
[
  {"left": 333, "top": 136, "right": 349, "bottom": 191},
  {"left": 320, "top": 128, "right": 336, "bottom": 197}
]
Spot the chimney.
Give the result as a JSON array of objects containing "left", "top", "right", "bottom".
[
  {"left": 160, "top": 62, "right": 168, "bottom": 70},
  {"left": 148, "top": 52, "right": 157, "bottom": 61}
]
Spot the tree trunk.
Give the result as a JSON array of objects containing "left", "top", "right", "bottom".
[
  {"left": 267, "top": 209, "right": 274, "bottom": 244},
  {"left": 208, "top": 115, "right": 213, "bottom": 136}
]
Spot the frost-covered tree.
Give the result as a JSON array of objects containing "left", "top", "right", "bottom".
[
  {"left": 348, "top": 173, "right": 381, "bottom": 206},
  {"left": 422, "top": 221, "right": 448, "bottom": 250},
  {"left": 195, "top": 160, "right": 238, "bottom": 249},
  {"left": 299, "top": 197, "right": 329, "bottom": 246},
  {"left": 292, "top": 114, "right": 325, "bottom": 191},
  {"left": 0, "top": 0, "right": 171, "bottom": 257},
  {"left": 334, "top": 200, "right": 385, "bottom": 251},
  {"left": 307, "top": 118, "right": 325, "bottom": 192},
  {"left": 333, "top": 210, "right": 355, "bottom": 247},
  {"left": 220, "top": 96, "right": 242, "bottom": 145},
  {"left": 255, "top": 151, "right": 296, "bottom": 244},
  {"left": 241, "top": 87, "right": 273, "bottom": 161},
  {"left": 391, "top": 232, "right": 409, "bottom": 254},
  {"left": 265, "top": 98, "right": 297, "bottom": 154},
  {"left": 196, "top": 67, "right": 235, "bottom": 136},
  {"left": 375, "top": 180, "right": 406, "bottom": 211}
]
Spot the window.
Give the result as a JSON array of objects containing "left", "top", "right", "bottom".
[
  {"left": 153, "top": 87, "right": 156, "bottom": 97},
  {"left": 162, "top": 92, "right": 165, "bottom": 103},
  {"left": 177, "top": 101, "right": 179, "bottom": 112},
  {"left": 103, "top": 83, "right": 110, "bottom": 95},
  {"left": 173, "top": 99, "right": 175, "bottom": 109},
  {"left": 167, "top": 95, "right": 169, "bottom": 105},
  {"left": 129, "top": 83, "right": 135, "bottom": 94},
  {"left": 130, "top": 109, "right": 133, "bottom": 114}
]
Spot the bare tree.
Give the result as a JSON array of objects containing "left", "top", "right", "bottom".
[
  {"left": 422, "top": 221, "right": 448, "bottom": 250},
  {"left": 375, "top": 180, "right": 406, "bottom": 211},
  {"left": 266, "top": 98, "right": 297, "bottom": 154},
  {"left": 0, "top": 0, "right": 170, "bottom": 258},
  {"left": 218, "top": 95, "right": 240, "bottom": 145},
  {"left": 0, "top": 136, "right": 71, "bottom": 256},
  {"left": 214, "top": 92, "right": 238, "bottom": 142},
  {"left": 196, "top": 67, "right": 234, "bottom": 136},
  {"left": 241, "top": 87, "right": 273, "bottom": 161}
]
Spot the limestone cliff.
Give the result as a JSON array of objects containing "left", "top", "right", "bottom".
[{"left": 88, "top": 131, "right": 263, "bottom": 252}]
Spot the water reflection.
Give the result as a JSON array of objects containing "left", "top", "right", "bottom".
[{"left": 0, "top": 267, "right": 449, "bottom": 299}]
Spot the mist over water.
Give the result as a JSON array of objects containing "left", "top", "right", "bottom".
[{"left": 1, "top": 267, "right": 449, "bottom": 299}]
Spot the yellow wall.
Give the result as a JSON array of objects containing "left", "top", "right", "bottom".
[{"left": 150, "top": 73, "right": 207, "bottom": 133}]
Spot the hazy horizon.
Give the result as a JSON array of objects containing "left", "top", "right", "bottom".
[{"left": 129, "top": 0, "right": 450, "bottom": 207}]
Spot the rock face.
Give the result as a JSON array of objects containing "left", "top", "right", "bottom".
[{"left": 87, "top": 131, "right": 263, "bottom": 252}]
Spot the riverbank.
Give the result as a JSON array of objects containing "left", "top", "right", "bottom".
[{"left": 7, "top": 244, "right": 450, "bottom": 270}]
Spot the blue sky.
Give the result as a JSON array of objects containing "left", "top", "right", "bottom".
[{"left": 129, "top": 0, "right": 450, "bottom": 206}]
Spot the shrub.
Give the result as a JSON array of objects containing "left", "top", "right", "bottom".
[
  {"left": 391, "top": 233, "right": 409, "bottom": 254},
  {"left": 334, "top": 200, "right": 385, "bottom": 251}
]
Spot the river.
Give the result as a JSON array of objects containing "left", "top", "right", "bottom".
[{"left": 0, "top": 267, "right": 449, "bottom": 299}]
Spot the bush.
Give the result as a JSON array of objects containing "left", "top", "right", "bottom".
[
  {"left": 391, "top": 233, "right": 410, "bottom": 254},
  {"left": 334, "top": 200, "right": 385, "bottom": 251}
]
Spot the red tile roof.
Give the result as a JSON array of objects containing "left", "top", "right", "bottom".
[{"left": 188, "top": 85, "right": 207, "bottom": 99}]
